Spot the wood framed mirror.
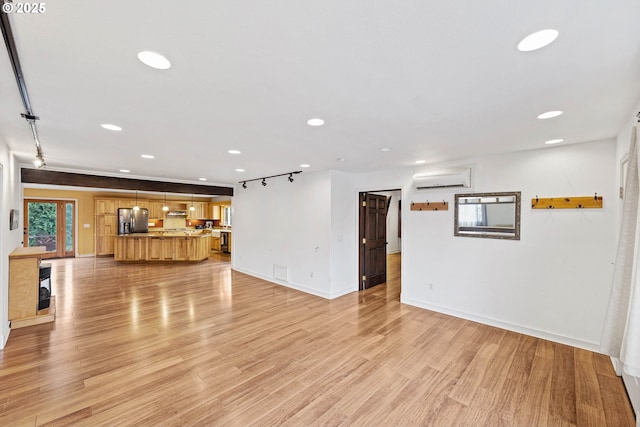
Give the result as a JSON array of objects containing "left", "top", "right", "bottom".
[{"left": 454, "top": 191, "right": 521, "bottom": 240}]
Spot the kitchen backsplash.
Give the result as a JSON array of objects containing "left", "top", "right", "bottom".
[{"left": 163, "top": 217, "right": 187, "bottom": 229}]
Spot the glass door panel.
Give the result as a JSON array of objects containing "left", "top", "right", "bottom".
[
  {"left": 27, "top": 201, "right": 58, "bottom": 253},
  {"left": 24, "top": 199, "right": 76, "bottom": 258}
]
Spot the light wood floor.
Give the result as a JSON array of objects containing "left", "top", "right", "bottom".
[{"left": 0, "top": 253, "right": 635, "bottom": 426}]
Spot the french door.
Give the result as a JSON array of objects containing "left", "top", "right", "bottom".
[{"left": 24, "top": 199, "right": 76, "bottom": 258}]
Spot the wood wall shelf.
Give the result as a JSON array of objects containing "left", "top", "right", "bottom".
[
  {"left": 410, "top": 202, "right": 448, "bottom": 211},
  {"left": 531, "top": 195, "right": 603, "bottom": 209}
]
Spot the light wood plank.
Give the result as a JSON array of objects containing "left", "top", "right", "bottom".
[{"left": 0, "top": 253, "right": 634, "bottom": 426}]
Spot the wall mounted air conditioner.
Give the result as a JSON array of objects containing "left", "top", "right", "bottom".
[{"left": 413, "top": 168, "right": 472, "bottom": 190}]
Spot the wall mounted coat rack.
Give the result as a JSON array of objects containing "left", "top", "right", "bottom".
[
  {"left": 531, "top": 194, "right": 603, "bottom": 209},
  {"left": 410, "top": 201, "right": 448, "bottom": 211}
]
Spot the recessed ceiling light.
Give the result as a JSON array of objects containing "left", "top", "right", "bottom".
[
  {"left": 141, "top": 154, "right": 155, "bottom": 159},
  {"left": 307, "top": 118, "right": 325, "bottom": 127},
  {"left": 381, "top": 147, "right": 392, "bottom": 152},
  {"left": 228, "top": 150, "right": 241, "bottom": 155},
  {"left": 300, "top": 164, "right": 310, "bottom": 168},
  {"left": 336, "top": 158, "right": 346, "bottom": 162},
  {"left": 235, "top": 168, "right": 245, "bottom": 172},
  {"left": 545, "top": 138, "right": 564, "bottom": 145},
  {"left": 137, "top": 51, "right": 171, "bottom": 70},
  {"left": 537, "top": 110, "right": 563, "bottom": 119},
  {"left": 517, "top": 29, "right": 559, "bottom": 52},
  {"left": 415, "top": 160, "right": 427, "bottom": 164},
  {"left": 101, "top": 124, "right": 122, "bottom": 131},
  {"left": 119, "top": 169, "right": 130, "bottom": 173},
  {"left": 198, "top": 177, "right": 207, "bottom": 181}
]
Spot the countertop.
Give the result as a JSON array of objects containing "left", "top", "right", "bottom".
[{"left": 115, "top": 233, "right": 209, "bottom": 238}]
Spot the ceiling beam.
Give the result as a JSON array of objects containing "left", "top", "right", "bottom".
[{"left": 21, "top": 169, "right": 234, "bottom": 196}]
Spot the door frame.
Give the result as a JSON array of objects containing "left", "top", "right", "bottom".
[
  {"left": 357, "top": 187, "right": 403, "bottom": 292},
  {"left": 23, "top": 197, "right": 79, "bottom": 258}
]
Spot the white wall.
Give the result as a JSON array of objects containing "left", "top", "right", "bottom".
[
  {"left": 353, "top": 140, "right": 617, "bottom": 350},
  {"left": 0, "top": 140, "right": 24, "bottom": 349},
  {"left": 233, "top": 170, "right": 335, "bottom": 298},
  {"left": 329, "top": 171, "right": 357, "bottom": 297}
]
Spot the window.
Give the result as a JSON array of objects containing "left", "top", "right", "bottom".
[{"left": 222, "top": 206, "right": 232, "bottom": 226}]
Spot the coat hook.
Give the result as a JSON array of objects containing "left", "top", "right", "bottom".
[
  {"left": 427, "top": 200, "right": 430, "bottom": 205},
  {"left": 594, "top": 192, "right": 598, "bottom": 200}
]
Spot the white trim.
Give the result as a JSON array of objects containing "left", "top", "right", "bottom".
[
  {"left": 401, "top": 296, "right": 600, "bottom": 352},
  {"left": 232, "top": 267, "right": 352, "bottom": 300}
]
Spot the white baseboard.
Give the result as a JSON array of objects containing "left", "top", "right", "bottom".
[
  {"left": 400, "top": 296, "right": 600, "bottom": 353},
  {"left": 0, "top": 323, "right": 10, "bottom": 349},
  {"left": 232, "top": 267, "right": 333, "bottom": 299}
]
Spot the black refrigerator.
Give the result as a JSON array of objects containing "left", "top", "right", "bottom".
[{"left": 118, "top": 208, "right": 149, "bottom": 234}]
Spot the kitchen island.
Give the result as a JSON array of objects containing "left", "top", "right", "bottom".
[{"left": 114, "top": 233, "right": 210, "bottom": 262}]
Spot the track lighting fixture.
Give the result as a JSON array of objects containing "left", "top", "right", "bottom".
[{"left": 239, "top": 170, "right": 303, "bottom": 189}]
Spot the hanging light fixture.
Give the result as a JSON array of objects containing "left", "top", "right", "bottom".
[
  {"left": 162, "top": 192, "right": 169, "bottom": 211},
  {"left": 133, "top": 190, "right": 140, "bottom": 211},
  {"left": 189, "top": 194, "right": 196, "bottom": 211}
]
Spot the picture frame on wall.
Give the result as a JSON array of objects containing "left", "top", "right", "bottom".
[{"left": 9, "top": 209, "right": 19, "bottom": 230}]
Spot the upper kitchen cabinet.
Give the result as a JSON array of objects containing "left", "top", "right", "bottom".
[
  {"left": 187, "top": 202, "right": 206, "bottom": 219},
  {"left": 148, "top": 201, "right": 165, "bottom": 219},
  {"left": 211, "top": 204, "right": 220, "bottom": 220},
  {"left": 95, "top": 198, "right": 117, "bottom": 215},
  {"left": 118, "top": 199, "right": 148, "bottom": 209}
]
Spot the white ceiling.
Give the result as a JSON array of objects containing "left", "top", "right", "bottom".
[{"left": 1, "top": 1, "right": 640, "bottom": 190}]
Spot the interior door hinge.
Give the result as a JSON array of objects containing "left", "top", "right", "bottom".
[
  {"left": 362, "top": 201, "right": 366, "bottom": 207},
  {"left": 362, "top": 238, "right": 366, "bottom": 244},
  {"left": 362, "top": 275, "right": 366, "bottom": 281}
]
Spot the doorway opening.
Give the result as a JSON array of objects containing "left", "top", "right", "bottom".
[
  {"left": 358, "top": 189, "right": 402, "bottom": 296},
  {"left": 24, "top": 199, "right": 76, "bottom": 259}
]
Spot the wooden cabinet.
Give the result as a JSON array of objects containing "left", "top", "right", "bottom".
[
  {"left": 118, "top": 199, "right": 148, "bottom": 209},
  {"left": 9, "top": 246, "right": 55, "bottom": 328},
  {"left": 95, "top": 199, "right": 117, "bottom": 215},
  {"left": 95, "top": 214, "right": 117, "bottom": 255},
  {"left": 211, "top": 205, "right": 220, "bottom": 220},
  {"left": 114, "top": 235, "right": 208, "bottom": 261},
  {"left": 114, "top": 236, "right": 147, "bottom": 261},
  {"left": 188, "top": 202, "right": 206, "bottom": 219},
  {"left": 148, "top": 201, "right": 166, "bottom": 219},
  {"left": 148, "top": 237, "right": 175, "bottom": 261},
  {"left": 211, "top": 236, "right": 221, "bottom": 251}
]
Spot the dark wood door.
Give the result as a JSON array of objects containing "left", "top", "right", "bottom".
[{"left": 359, "top": 193, "right": 387, "bottom": 290}]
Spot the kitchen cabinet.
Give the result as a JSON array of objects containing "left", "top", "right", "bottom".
[
  {"left": 95, "top": 214, "right": 117, "bottom": 255},
  {"left": 114, "top": 236, "right": 147, "bottom": 261},
  {"left": 95, "top": 198, "right": 117, "bottom": 215},
  {"left": 148, "top": 201, "right": 166, "bottom": 219},
  {"left": 188, "top": 202, "right": 206, "bottom": 219},
  {"left": 118, "top": 199, "right": 148, "bottom": 210},
  {"left": 211, "top": 236, "right": 221, "bottom": 251},
  {"left": 147, "top": 236, "right": 175, "bottom": 261},
  {"left": 211, "top": 205, "right": 220, "bottom": 220}
]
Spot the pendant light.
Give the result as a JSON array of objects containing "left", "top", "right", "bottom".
[
  {"left": 162, "top": 192, "right": 169, "bottom": 211},
  {"left": 189, "top": 194, "right": 196, "bottom": 211},
  {"left": 133, "top": 190, "right": 140, "bottom": 211}
]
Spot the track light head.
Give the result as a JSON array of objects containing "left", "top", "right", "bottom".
[
  {"left": 262, "top": 178, "right": 267, "bottom": 186},
  {"left": 33, "top": 155, "right": 45, "bottom": 168},
  {"left": 242, "top": 181, "right": 247, "bottom": 189},
  {"left": 288, "top": 173, "right": 294, "bottom": 183}
]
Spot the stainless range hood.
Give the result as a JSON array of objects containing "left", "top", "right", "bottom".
[{"left": 166, "top": 210, "right": 187, "bottom": 217}]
